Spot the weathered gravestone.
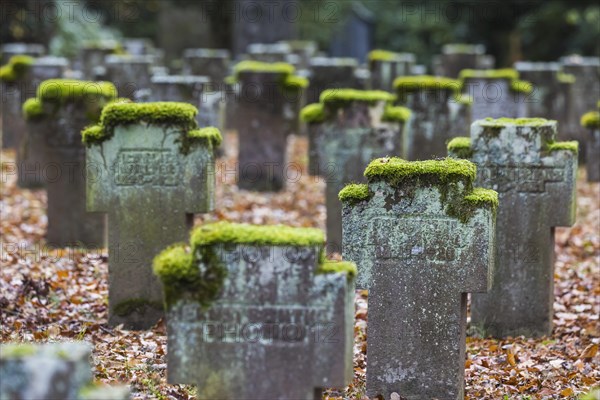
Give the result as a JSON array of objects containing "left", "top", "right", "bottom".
[
  {"left": 1, "top": 55, "right": 36, "bottom": 149},
  {"left": 247, "top": 42, "right": 296, "bottom": 65},
  {"left": 433, "top": 44, "right": 492, "bottom": 79},
  {"left": 514, "top": 62, "right": 575, "bottom": 132},
  {"left": 448, "top": 118, "right": 578, "bottom": 338},
  {"left": 301, "top": 89, "right": 410, "bottom": 253},
  {"left": 15, "top": 57, "right": 70, "bottom": 188},
  {"left": 0, "top": 342, "right": 130, "bottom": 400},
  {"left": 232, "top": 61, "right": 307, "bottom": 191},
  {"left": 459, "top": 68, "right": 533, "bottom": 121},
  {"left": 105, "top": 55, "right": 154, "bottom": 100},
  {"left": 341, "top": 157, "right": 497, "bottom": 399},
  {"left": 278, "top": 40, "right": 318, "bottom": 70},
  {"left": 581, "top": 108, "right": 600, "bottom": 182},
  {"left": 79, "top": 40, "right": 122, "bottom": 80},
  {"left": 368, "top": 50, "right": 416, "bottom": 92},
  {"left": 84, "top": 102, "right": 221, "bottom": 329},
  {"left": 0, "top": 43, "right": 45, "bottom": 65},
  {"left": 20, "top": 79, "right": 115, "bottom": 247},
  {"left": 153, "top": 221, "right": 355, "bottom": 399},
  {"left": 307, "top": 57, "right": 360, "bottom": 104},
  {"left": 394, "top": 75, "right": 472, "bottom": 161},
  {"left": 182, "top": 48, "right": 230, "bottom": 85}
]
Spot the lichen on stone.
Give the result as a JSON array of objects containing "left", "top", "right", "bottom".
[
  {"left": 581, "top": 111, "right": 600, "bottom": 128},
  {"left": 547, "top": 140, "right": 579, "bottom": 154},
  {"left": 338, "top": 183, "right": 370, "bottom": 203},
  {"left": 393, "top": 75, "right": 461, "bottom": 94},
  {"left": 382, "top": 105, "right": 411, "bottom": 123},
  {"left": 447, "top": 137, "right": 473, "bottom": 159},
  {"left": 0, "top": 55, "right": 34, "bottom": 82},
  {"left": 479, "top": 117, "right": 554, "bottom": 128},
  {"left": 316, "top": 260, "right": 357, "bottom": 278},
  {"left": 300, "top": 103, "right": 326, "bottom": 123},
  {"left": 22, "top": 98, "right": 45, "bottom": 121}
]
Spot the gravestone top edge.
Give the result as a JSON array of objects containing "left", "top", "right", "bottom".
[
  {"left": 442, "top": 43, "right": 486, "bottom": 55},
  {"left": 514, "top": 61, "right": 561, "bottom": 72},
  {"left": 33, "top": 56, "right": 69, "bottom": 67},
  {"left": 393, "top": 75, "right": 461, "bottom": 93},
  {"left": 459, "top": 68, "right": 520, "bottom": 81},
  {"left": 560, "top": 55, "right": 600, "bottom": 67},
  {"left": 309, "top": 57, "right": 358, "bottom": 67},
  {"left": 105, "top": 54, "right": 154, "bottom": 64},
  {"left": 36, "top": 79, "right": 117, "bottom": 102},
  {"left": 368, "top": 49, "right": 416, "bottom": 63},
  {"left": 0, "top": 54, "right": 35, "bottom": 82},
  {"left": 474, "top": 117, "right": 556, "bottom": 129},
  {"left": 234, "top": 60, "right": 295, "bottom": 77},
  {"left": 320, "top": 88, "right": 395, "bottom": 105},
  {"left": 183, "top": 48, "right": 231, "bottom": 59},
  {"left": 1, "top": 42, "right": 45, "bottom": 54},
  {"left": 151, "top": 75, "right": 210, "bottom": 84},
  {"left": 581, "top": 110, "right": 600, "bottom": 128}
]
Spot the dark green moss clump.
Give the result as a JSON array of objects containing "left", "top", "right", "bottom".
[
  {"left": 338, "top": 183, "right": 371, "bottom": 203},
  {"left": 447, "top": 137, "right": 473, "bottom": 159},
  {"left": 0, "top": 55, "right": 34, "bottom": 82}
]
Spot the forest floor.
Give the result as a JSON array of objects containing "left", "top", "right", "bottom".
[{"left": 1, "top": 134, "right": 598, "bottom": 399}]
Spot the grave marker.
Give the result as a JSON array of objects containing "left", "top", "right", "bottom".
[
  {"left": 1, "top": 55, "right": 36, "bottom": 149},
  {"left": 0, "top": 43, "right": 45, "bottom": 65},
  {"left": 307, "top": 57, "right": 359, "bottom": 104},
  {"left": 153, "top": 221, "right": 355, "bottom": 399},
  {"left": 581, "top": 108, "right": 600, "bottom": 181},
  {"left": 182, "top": 48, "right": 231, "bottom": 85},
  {"left": 459, "top": 68, "right": 533, "bottom": 121},
  {"left": 301, "top": 89, "right": 410, "bottom": 253},
  {"left": 105, "top": 54, "right": 153, "bottom": 100},
  {"left": 79, "top": 40, "right": 121, "bottom": 80},
  {"left": 394, "top": 75, "right": 471, "bottom": 160},
  {"left": 20, "top": 79, "right": 115, "bottom": 247},
  {"left": 368, "top": 50, "right": 416, "bottom": 92},
  {"left": 85, "top": 102, "right": 221, "bottom": 329},
  {"left": 448, "top": 118, "right": 577, "bottom": 338},
  {"left": 433, "top": 44, "right": 492, "bottom": 79},
  {"left": 341, "top": 157, "right": 497, "bottom": 399}
]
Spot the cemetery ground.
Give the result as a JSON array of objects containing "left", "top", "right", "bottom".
[{"left": 1, "top": 133, "right": 599, "bottom": 400}]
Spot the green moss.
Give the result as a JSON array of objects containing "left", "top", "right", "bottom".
[
  {"left": 479, "top": 117, "right": 554, "bottom": 128},
  {"left": 547, "top": 140, "right": 579, "bottom": 154},
  {"left": 224, "top": 75, "right": 236, "bottom": 85},
  {"left": 382, "top": 105, "right": 411, "bottom": 123},
  {"left": 339, "top": 183, "right": 370, "bottom": 203},
  {"left": 556, "top": 72, "right": 575, "bottom": 84},
  {"left": 393, "top": 75, "right": 461, "bottom": 93},
  {"left": 191, "top": 221, "right": 324, "bottom": 248},
  {"left": 99, "top": 101, "right": 197, "bottom": 134},
  {"left": 364, "top": 157, "right": 476, "bottom": 188},
  {"left": 284, "top": 74, "right": 309, "bottom": 90},
  {"left": 37, "top": 79, "right": 117, "bottom": 102},
  {"left": 300, "top": 103, "right": 326, "bottom": 123},
  {"left": 448, "top": 187, "right": 498, "bottom": 223},
  {"left": 368, "top": 49, "right": 399, "bottom": 62},
  {"left": 447, "top": 137, "right": 473, "bottom": 159},
  {"left": 113, "top": 298, "right": 163, "bottom": 317},
  {"left": 459, "top": 68, "right": 520, "bottom": 81},
  {"left": 316, "top": 260, "right": 357, "bottom": 278},
  {"left": 320, "top": 89, "right": 395, "bottom": 106},
  {"left": 22, "top": 98, "right": 45, "bottom": 121},
  {"left": 510, "top": 79, "right": 533, "bottom": 94},
  {"left": 81, "top": 124, "right": 106, "bottom": 144},
  {"left": 0, "top": 343, "right": 37, "bottom": 358},
  {"left": 188, "top": 127, "right": 223, "bottom": 147},
  {"left": 233, "top": 60, "right": 296, "bottom": 78},
  {"left": 581, "top": 111, "right": 600, "bottom": 128},
  {"left": 0, "top": 55, "right": 34, "bottom": 82},
  {"left": 463, "top": 188, "right": 498, "bottom": 210}
]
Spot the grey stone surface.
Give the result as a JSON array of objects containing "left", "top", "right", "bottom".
[
  {"left": 87, "top": 124, "right": 216, "bottom": 329},
  {"left": 278, "top": 41, "right": 318, "bottom": 70},
  {"left": 236, "top": 70, "right": 302, "bottom": 191},
  {"left": 166, "top": 244, "right": 354, "bottom": 399},
  {"left": 17, "top": 57, "right": 69, "bottom": 187},
  {"left": 456, "top": 119, "right": 578, "bottom": 338},
  {"left": 463, "top": 77, "right": 528, "bottom": 121},
  {"left": 182, "top": 49, "right": 231, "bottom": 85},
  {"left": 247, "top": 42, "right": 294, "bottom": 64},
  {"left": 397, "top": 88, "right": 471, "bottom": 161},
  {"left": 310, "top": 101, "right": 405, "bottom": 253},
  {"left": 342, "top": 162, "right": 496, "bottom": 399},
  {"left": 0, "top": 342, "right": 130, "bottom": 400},
  {"left": 369, "top": 53, "right": 415, "bottom": 92},
  {"left": 0, "top": 43, "right": 45, "bottom": 65},
  {"left": 79, "top": 42, "right": 120, "bottom": 80},
  {"left": 105, "top": 55, "right": 153, "bottom": 100},
  {"left": 586, "top": 125, "right": 600, "bottom": 182},
  {"left": 307, "top": 57, "right": 359, "bottom": 104},
  {"left": 433, "top": 44, "right": 491, "bottom": 78}
]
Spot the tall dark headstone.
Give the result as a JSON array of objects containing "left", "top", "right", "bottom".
[{"left": 329, "top": 1, "right": 374, "bottom": 64}]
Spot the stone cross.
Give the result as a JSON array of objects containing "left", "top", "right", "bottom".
[
  {"left": 368, "top": 50, "right": 415, "bottom": 92},
  {"left": 341, "top": 157, "right": 497, "bottom": 399},
  {"left": 85, "top": 102, "right": 219, "bottom": 329},
  {"left": 432, "top": 43, "right": 493, "bottom": 79},
  {"left": 0, "top": 342, "right": 130, "bottom": 400},
  {"left": 301, "top": 89, "right": 409, "bottom": 254},
  {"left": 394, "top": 75, "right": 471, "bottom": 161},
  {"left": 18, "top": 79, "right": 114, "bottom": 247},
  {"left": 460, "top": 68, "right": 532, "bottom": 121},
  {"left": 233, "top": 61, "right": 307, "bottom": 191},
  {"left": 582, "top": 109, "right": 600, "bottom": 182},
  {"left": 105, "top": 54, "right": 153, "bottom": 100},
  {"left": 154, "top": 222, "right": 355, "bottom": 399},
  {"left": 448, "top": 118, "right": 578, "bottom": 338},
  {"left": 307, "top": 57, "right": 359, "bottom": 104}
]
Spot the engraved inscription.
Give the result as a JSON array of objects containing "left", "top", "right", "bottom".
[
  {"left": 369, "top": 217, "right": 466, "bottom": 264},
  {"left": 477, "top": 165, "right": 564, "bottom": 193},
  {"left": 114, "top": 149, "right": 180, "bottom": 186}
]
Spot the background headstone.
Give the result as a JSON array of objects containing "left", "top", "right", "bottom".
[
  {"left": 581, "top": 109, "right": 600, "bottom": 182},
  {"left": 154, "top": 222, "right": 355, "bottom": 399},
  {"left": 341, "top": 157, "right": 497, "bottom": 399},
  {"left": 0, "top": 42, "right": 45, "bottom": 65},
  {"left": 433, "top": 43, "right": 492, "bottom": 78},
  {"left": 307, "top": 57, "right": 359, "bottom": 104},
  {"left": 79, "top": 41, "right": 121, "bottom": 80},
  {"left": 368, "top": 50, "right": 415, "bottom": 91},
  {"left": 1, "top": 55, "right": 36, "bottom": 149},
  {"left": 85, "top": 102, "right": 219, "bottom": 329},
  {"left": 449, "top": 118, "right": 578, "bottom": 338},
  {"left": 105, "top": 55, "right": 154, "bottom": 100},
  {"left": 329, "top": 1, "right": 374, "bottom": 64},
  {"left": 182, "top": 48, "right": 231, "bottom": 85}
]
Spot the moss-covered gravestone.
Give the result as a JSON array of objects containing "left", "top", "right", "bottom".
[
  {"left": 459, "top": 68, "right": 533, "bottom": 121},
  {"left": 341, "top": 158, "right": 497, "bottom": 399},
  {"left": 0, "top": 342, "right": 130, "bottom": 400},
  {"left": 1, "top": 55, "right": 36, "bottom": 149},
  {"left": 182, "top": 48, "right": 230, "bottom": 85},
  {"left": 581, "top": 109, "right": 600, "bottom": 182},
  {"left": 105, "top": 54, "right": 153, "bottom": 100},
  {"left": 20, "top": 79, "right": 115, "bottom": 247},
  {"left": 84, "top": 102, "right": 221, "bottom": 329},
  {"left": 448, "top": 118, "right": 577, "bottom": 338},
  {"left": 247, "top": 42, "right": 295, "bottom": 64},
  {"left": 154, "top": 222, "right": 355, "bottom": 399},
  {"left": 394, "top": 75, "right": 471, "bottom": 161},
  {"left": 368, "top": 50, "right": 415, "bottom": 92},
  {"left": 307, "top": 57, "right": 359, "bottom": 104},
  {"left": 433, "top": 44, "right": 490, "bottom": 79},
  {"left": 0, "top": 42, "right": 44, "bottom": 65},
  {"left": 232, "top": 61, "right": 308, "bottom": 191},
  {"left": 301, "top": 89, "right": 410, "bottom": 253}
]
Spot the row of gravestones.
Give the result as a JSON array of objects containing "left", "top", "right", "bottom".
[{"left": 1, "top": 92, "right": 583, "bottom": 399}]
